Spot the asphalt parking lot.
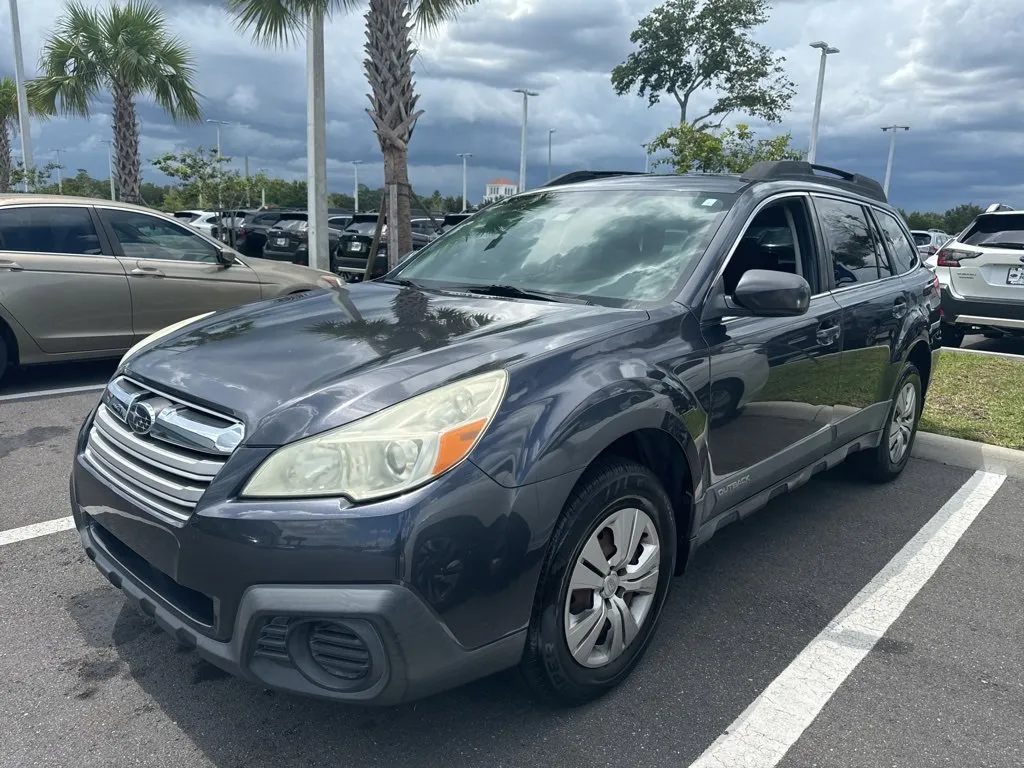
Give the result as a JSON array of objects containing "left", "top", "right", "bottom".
[{"left": 1, "top": 387, "right": 1021, "bottom": 768}]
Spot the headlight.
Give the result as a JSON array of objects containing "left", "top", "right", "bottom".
[
  {"left": 119, "top": 311, "right": 215, "bottom": 365},
  {"left": 347, "top": 241, "right": 365, "bottom": 251},
  {"left": 241, "top": 370, "right": 508, "bottom": 501}
]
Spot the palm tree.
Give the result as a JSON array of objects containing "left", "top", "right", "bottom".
[
  {"left": 28, "top": 0, "right": 202, "bottom": 203},
  {"left": 227, "top": 0, "right": 479, "bottom": 260},
  {"left": 0, "top": 77, "right": 46, "bottom": 193}
]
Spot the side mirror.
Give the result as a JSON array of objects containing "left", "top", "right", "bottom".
[
  {"left": 215, "top": 247, "right": 234, "bottom": 267},
  {"left": 733, "top": 269, "right": 810, "bottom": 317}
]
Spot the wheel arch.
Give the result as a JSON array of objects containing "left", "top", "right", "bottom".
[{"left": 906, "top": 338, "right": 932, "bottom": 396}]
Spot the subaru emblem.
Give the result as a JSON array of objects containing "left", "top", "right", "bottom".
[{"left": 126, "top": 400, "right": 156, "bottom": 435}]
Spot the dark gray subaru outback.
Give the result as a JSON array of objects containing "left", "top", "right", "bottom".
[{"left": 70, "top": 161, "right": 940, "bottom": 706}]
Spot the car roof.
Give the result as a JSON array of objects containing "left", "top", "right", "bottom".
[{"left": 0, "top": 194, "right": 165, "bottom": 212}]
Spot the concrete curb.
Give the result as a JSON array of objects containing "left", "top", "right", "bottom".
[{"left": 912, "top": 431, "right": 1024, "bottom": 479}]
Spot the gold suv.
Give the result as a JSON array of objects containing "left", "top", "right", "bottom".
[{"left": 0, "top": 196, "right": 341, "bottom": 380}]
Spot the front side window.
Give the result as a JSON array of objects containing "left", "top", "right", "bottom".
[
  {"left": 104, "top": 209, "right": 219, "bottom": 263},
  {"left": 814, "top": 197, "right": 888, "bottom": 287},
  {"left": 875, "top": 210, "right": 919, "bottom": 273},
  {"left": 396, "top": 189, "right": 736, "bottom": 306},
  {"left": 0, "top": 206, "right": 102, "bottom": 255}
]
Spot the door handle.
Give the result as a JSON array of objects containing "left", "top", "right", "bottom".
[
  {"left": 893, "top": 298, "right": 908, "bottom": 318},
  {"left": 0, "top": 260, "right": 23, "bottom": 271},
  {"left": 130, "top": 266, "right": 165, "bottom": 278},
  {"left": 816, "top": 324, "right": 841, "bottom": 346}
]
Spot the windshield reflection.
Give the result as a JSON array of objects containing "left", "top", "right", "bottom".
[{"left": 396, "top": 189, "right": 735, "bottom": 306}]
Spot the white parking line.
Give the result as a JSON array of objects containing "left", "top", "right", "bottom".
[
  {"left": 688, "top": 469, "right": 1006, "bottom": 768},
  {"left": 0, "top": 383, "right": 105, "bottom": 402},
  {"left": 0, "top": 516, "right": 76, "bottom": 547}
]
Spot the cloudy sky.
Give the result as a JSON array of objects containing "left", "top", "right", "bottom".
[{"left": 1, "top": 0, "right": 1021, "bottom": 211}]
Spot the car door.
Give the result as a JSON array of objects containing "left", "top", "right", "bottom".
[
  {"left": 0, "top": 204, "right": 132, "bottom": 354},
  {"left": 701, "top": 193, "right": 843, "bottom": 509},
  {"left": 812, "top": 195, "right": 908, "bottom": 443},
  {"left": 97, "top": 207, "right": 263, "bottom": 340}
]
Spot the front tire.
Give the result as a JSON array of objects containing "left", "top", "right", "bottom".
[
  {"left": 852, "top": 362, "right": 922, "bottom": 483},
  {"left": 520, "top": 458, "right": 676, "bottom": 706}
]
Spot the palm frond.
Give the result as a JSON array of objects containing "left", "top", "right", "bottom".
[
  {"left": 226, "top": 0, "right": 360, "bottom": 48},
  {"left": 411, "top": 0, "right": 478, "bottom": 32}
]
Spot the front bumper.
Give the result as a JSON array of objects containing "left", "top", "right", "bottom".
[{"left": 70, "top": 420, "right": 541, "bottom": 703}]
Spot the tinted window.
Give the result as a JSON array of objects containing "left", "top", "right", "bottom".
[
  {"left": 961, "top": 214, "right": 1024, "bottom": 248},
  {"left": 876, "top": 211, "right": 919, "bottom": 273},
  {"left": 912, "top": 232, "right": 931, "bottom": 246},
  {"left": 814, "top": 197, "right": 887, "bottom": 286},
  {"left": 251, "top": 213, "right": 279, "bottom": 226},
  {"left": 397, "top": 189, "right": 735, "bottom": 306},
  {"left": 104, "top": 209, "right": 219, "bottom": 263},
  {"left": 346, "top": 221, "right": 377, "bottom": 234},
  {"left": 0, "top": 206, "right": 102, "bottom": 255},
  {"left": 328, "top": 217, "right": 351, "bottom": 229}
]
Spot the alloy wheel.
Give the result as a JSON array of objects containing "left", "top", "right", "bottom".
[
  {"left": 563, "top": 507, "right": 660, "bottom": 669},
  {"left": 888, "top": 381, "right": 917, "bottom": 464}
]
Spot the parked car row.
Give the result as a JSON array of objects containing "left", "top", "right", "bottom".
[{"left": 0, "top": 196, "right": 343, "bottom": 381}]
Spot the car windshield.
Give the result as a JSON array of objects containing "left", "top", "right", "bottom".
[
  {"left": 394, "top": 188, "right": 735, "bottom": 306},
  {"left": 346, "top": 221, "right": 378, "bottom": 234},
  {"left": 961, "top": 214, "right": 1024, "bottom": 248}
]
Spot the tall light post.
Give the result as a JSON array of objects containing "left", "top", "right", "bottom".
[
  {"left": 51, "top": 148, "right": 65, "bottom": 194},
  {"left": 807, "top": 41, "right": 839, "bottom": 165},
  {"left": 457, "top": 153, "right": 472, "bottom": 211},
  {"left": 206, "top": 119, "right": 233, "bottom": 208},
  {"left": 547, "top": 129, "right": 556, "bottom": 182},
  {"left": 513, "top": 88, "right": 538, "bottom": 193},
  {"left": 644, "top": 142, "right": 651, "bottom": 173},
  {"left": 100, "top": 140, "right": 116, "bottom": 200},
  {"left": 8, "top": 0, "right": 34, "bottom": 192},
  {"left": 306, "top": 10, "right": 329, "bottom": 272},
  {"left": 881, "top": 125, "right": 910, "bottom": 198},
  {"left": 350, "top": 160, "right": 363, "bottom": 212}
]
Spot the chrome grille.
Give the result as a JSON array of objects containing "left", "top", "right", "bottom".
[{"left": 83, "top": 376, "right": 244, "bottom": 522}]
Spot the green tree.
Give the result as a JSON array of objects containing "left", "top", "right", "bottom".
[
  {"left": 152, "top": 146, "right": 228, "bottom": 207},
  {"left": 227, "top": 0, "right": 479, "bottom": 260},
  {"left": 9, "top": 161, "right": 61, "bottom": 192},
  {"left": 611, "top": 0, "right": 794, "bottom": 128},
  {"left": 0, "top": 76, "right": 48, "bottom": 193},
  {"left": 29, "top": 0, "right": 202, "bottom": 203},
  {"left": 942, "top": 203, "right": 984, "bottom": 235},
  {"left": 649, "top": 122, "right": 802, "bottom": 174}
]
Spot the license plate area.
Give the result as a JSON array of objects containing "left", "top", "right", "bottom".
[{"left": 1007, "top": 267, "right": 1024, "bottom": 285}]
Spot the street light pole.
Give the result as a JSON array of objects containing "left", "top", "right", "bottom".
[
  {"left": 881, "top": 125, "right": 910, "bottom": 198},
  {"left": 51, "top": 148, "right": 65, "bottom": 194},
  {"left": 457, "top": 153, "right": 472, "bottom": 211},
  {"left": 807, "top": 41, "right": 839, "bottom": 165},
  {"left": 206, "top": 119, "right": 232, "bottom": 209},
  {"left": 101, "top": 140, "right": 115, "bottom": 200},
  {"left": 8, "top": 0, "right": 34, "bottom": 192},
  {"left": 306, "top": 8, "right": 329, "bottom": 272},
  {"left": 547, "top": 129, "right": 556, "bottom": 182},
  {"left": 513, "top": 88, "right": 538, "bottom": 193},
  {"left": 351, "top": 160, "right": 362, "bottom": 212}
]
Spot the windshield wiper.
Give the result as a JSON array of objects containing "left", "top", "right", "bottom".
[
  {"left": 456, "top": 284, "right": 590, "bottom": 304},
  {"left": 981, "top": 241, "right": 1024, "bottom": 250}
]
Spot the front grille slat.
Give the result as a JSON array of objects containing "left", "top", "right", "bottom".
[{"left": 84, "top": 376, "right": 244, "bottom": 523}]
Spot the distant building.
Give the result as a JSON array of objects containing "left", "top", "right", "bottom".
[{"left": 484, "top": 178, "right": 517, "bottom": 203}]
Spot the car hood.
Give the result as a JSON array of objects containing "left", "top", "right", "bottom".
[
  {"left": 240, "top": 255, "right": 334, "bottom": 285},
  {"left": 123, "top": 282, "right": 648, "bottom": 444}
]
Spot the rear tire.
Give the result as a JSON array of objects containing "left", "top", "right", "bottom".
[
  {"left": 851, "top": 362, "right": 922, "bottom": 483},
  {"left": 940, "top": 324, "right": 964, "bottom": 348},
  {"left": 520, "top": 458, "right": 676, "bottom": 706}
]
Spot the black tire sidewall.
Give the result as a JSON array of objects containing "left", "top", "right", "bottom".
[
  {"left": 878, "top": 364, "right": 923, "bottom": 475},
  {"left": 531, "top": 463, "right": 676, "bottom": 696}
]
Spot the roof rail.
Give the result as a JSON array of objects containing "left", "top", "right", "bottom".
[
  {"left": 541, "top": 170, "right": 648, "bottom": 188},
  {"left": 740, "top": 160, "right": 887, "bottom": 203},
  {"left": 985, "top": 203, "right": 1015, "bottom": 213}
]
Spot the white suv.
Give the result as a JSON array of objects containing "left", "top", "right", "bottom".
[
  {"left": 911, "top": 229, "right": 951, "bottom": 261},
  {"left": 934, "top": 203, "right": 1024, "bottom": 346}
]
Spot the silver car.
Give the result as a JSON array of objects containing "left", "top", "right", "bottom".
[
  {"left": 933, "top": 206, "right": 1024, "bottom": 346},
  {"left": 0, "top": 195, "right": 343, "bottom": 380}
]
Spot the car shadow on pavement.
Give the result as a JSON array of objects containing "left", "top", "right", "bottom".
[{"left": 97, "top": 460, "right": 971, "bottom": 768}]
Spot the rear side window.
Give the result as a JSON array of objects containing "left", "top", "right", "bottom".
[
  {"left": 0, "top": 206, "right": 102, "bottom": 255},
  {"left": 875, "top": 211, "right": 919, "bottom": 273},
  {"left": 912, "top": 232, "right": 930, "bottom": 246},
  {"left": 813, "top": 197, "right": 889, "bottom": 287},
  {"left": 961, "top": 214, "right": 1024, "bottom": 248}
]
